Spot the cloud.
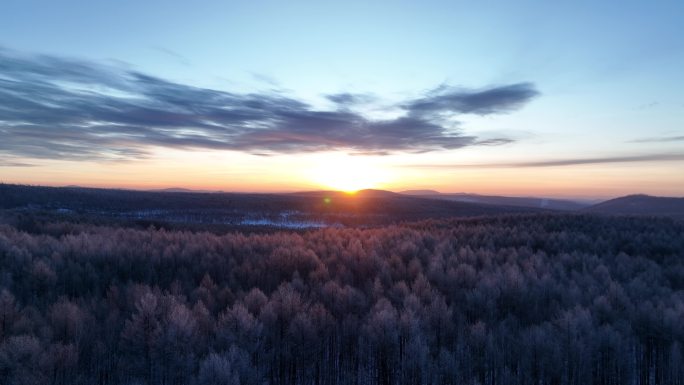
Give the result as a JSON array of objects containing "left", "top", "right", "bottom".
[
  {"left": 326, "top": 92, "right": 376, "bottom": 106},
  {"left": 405, "top": 153, "right": 684, "bottom": 169},
  {"left": 150, "top": 46, "right": 191, "bottom": 66},
  {"left": 0, "top": 159, "right": 35, "bottom": 167},
  {"left": 629, "top": 135, "right": 684, "bottom": 143},
  {"left": 405, "top": 83, "right": 539, "bottom": 116},
  {"left": 0, "top": 48, "right": 538, "bottom": 161},
  {"left": 633, "top": 101, "right": 658, "bottom": 110}
]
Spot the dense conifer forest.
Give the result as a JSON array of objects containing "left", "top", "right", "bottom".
[{"left": 0, "top": 213, "right": 683, "bottom": 384}]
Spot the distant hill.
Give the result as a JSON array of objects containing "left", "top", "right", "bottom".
[
  {"left": 148, "top": 187, "right": 218, "bottom": 193},
  {"left": 585, "top": 194, "right": 684, "bottom": 219},
  {"left": 399, "top": 191, "right": 590, "bottom": 211},
  {"left": 400, "top": 189, "right": 442, "bottom": 195}
]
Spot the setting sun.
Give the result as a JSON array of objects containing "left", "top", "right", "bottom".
[{"left": 304, "top": 154, "right": 391, "bottom": 192}]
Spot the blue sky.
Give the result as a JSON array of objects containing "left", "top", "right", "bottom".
[{"left": 1, "top": 0, "right": 683, "bottom": 197}]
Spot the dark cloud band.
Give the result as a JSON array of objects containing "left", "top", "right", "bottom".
[
  {"left": 0, "top": 48, "right": 538, "bottom": 161},
  {"left": 404, "top": 153, "right": 684, "bottom": 169},
  {"left": 629, "top": 135, "right": 684, "bottom": 143}
]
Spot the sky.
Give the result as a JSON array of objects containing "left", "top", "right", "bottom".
[{"left": 1, "top": 0, "right": 683, "bottom": 198}]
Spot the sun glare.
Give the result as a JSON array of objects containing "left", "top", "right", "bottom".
[{"left": 305, "top": 155, "right": 390, "bottom": 192}]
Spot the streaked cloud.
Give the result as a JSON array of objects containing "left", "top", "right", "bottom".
[
  {"left": 326, "top": 92, "right": 377, "bottom": 107},
  {"left": 150, "top": 46, "right": 191, "bottom": 66},
  {"left": 0, "top": 159, "right": 35, "bottom": 167},
  {"left": 0, "top": 48, "right": 538, "bottom": 161},
  {"left": 405, "top": 83, "right": 539, "bottom": 116},
  {"left": 629, "top": 135, "right": 684, "bottom": 143},
  {"left": 404, "top": 153, "right": 684, "bottom": 169}
]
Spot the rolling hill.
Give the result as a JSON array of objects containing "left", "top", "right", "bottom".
[
  {"left": 585, "top": 194, "right": 684, "bottom": 219},
  {"left": 400, "top": 190, "right": 591, "bottom": 211}
]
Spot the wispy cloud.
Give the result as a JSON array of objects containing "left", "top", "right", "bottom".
[
  {"left": 629, "top": 135, "right": 684, "bottom": 143},
  {"left": 633, "top": 101, "right": 659, "bottom": 110},
  {"left": 404, "top": 153, "right": 684, "bottom": 169},
  {"left": 150, "top": 46, "right": 191, "bottom": 66},
  {"left": 0, "top": 48, "right": 539, "bottom": 161},
  {"left": 405, "top": 83, "right": 539, "bottom": 116},
  {"left": 326, "top": 92, "right": 377, "bottom": 106},
  {"left": 0, "top": 158, "right": 35, "bottom": 167}
]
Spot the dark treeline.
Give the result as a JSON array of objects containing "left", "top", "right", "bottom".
[{"left": 0, "top": 214, "right": 683, "bottom": 384}]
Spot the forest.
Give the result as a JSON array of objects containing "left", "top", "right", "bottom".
[{"left": 0, "top": 213, "right": 683, "bottom": 385}]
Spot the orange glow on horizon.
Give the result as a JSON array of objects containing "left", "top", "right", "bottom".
[{"left": 1, "top": 148, "right": 682, "bottom": 199}]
